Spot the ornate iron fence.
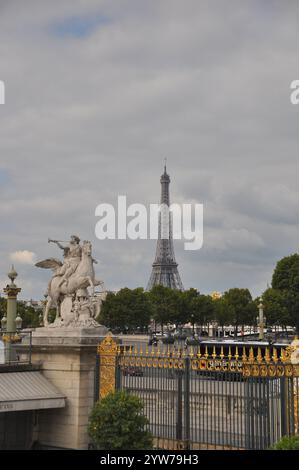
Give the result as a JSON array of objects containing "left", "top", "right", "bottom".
[{"left": 96, "top": 335, "right": 299, "bottom": 450}]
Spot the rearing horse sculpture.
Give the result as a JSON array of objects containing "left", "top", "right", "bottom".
[{"left": 36, "top": 241, "right": 103, "bottom": 326}]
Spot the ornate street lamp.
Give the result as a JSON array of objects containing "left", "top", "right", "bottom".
[
  {"left": 257, "top": 297, "right": 266, "bottom": 341},
  {"left": 3, "top": 265, "right": 21, "bottom": 333},
  {"left": 1, "top": 315, "right": 7, "bottom": 331},
  {"left": 15, "top": 314, "right": 22, "bottom": 330}
]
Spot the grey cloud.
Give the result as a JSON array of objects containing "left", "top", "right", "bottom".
[{"left": 0, "top": 1, "right": 299, "bottom": 298}]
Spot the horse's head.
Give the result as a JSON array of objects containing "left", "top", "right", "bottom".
[{"left": 82, "top": 240, "right": 92, "bottom": 256}]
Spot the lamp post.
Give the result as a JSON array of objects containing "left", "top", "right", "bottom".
[
  {"left": 3, "top": 265, "right": 21, "bottom": 333},
  {"left": 1, "top": 315, "right": 7, "bottom": 331},
  {"left": 257, "top": 297, "right": 266, "bottom": 341}
]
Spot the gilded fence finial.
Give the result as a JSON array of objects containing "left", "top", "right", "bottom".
[
  {"left": 257, "top": 347, "right": 262, "bottom": 364},
  {"left": 249, "top": 347, "right": 254, "bottom": 363},
  {"left": 265, "top": 347, "right": 270, "bottom": 363},
  {"left": 280, "top": 348, "right": 286, "bottom": 363}
]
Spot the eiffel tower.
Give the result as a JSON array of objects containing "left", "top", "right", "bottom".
[{"left": 146, "top": 165, "right": 184, "bottom": 290}]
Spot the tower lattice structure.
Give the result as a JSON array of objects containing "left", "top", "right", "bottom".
[{"left": 146, "top": 165, "right": 184, "bottom": 290}]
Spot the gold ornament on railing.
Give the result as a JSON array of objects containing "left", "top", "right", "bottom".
[
  {"left": 97, "top": 333, "right": 118, "bottom": 399},
  {"left": 98, "top": 336, "right": 298, "bottom": 378}
]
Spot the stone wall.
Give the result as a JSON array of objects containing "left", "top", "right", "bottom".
[{"left": 31, "top": 327, "right": 107, "bottom": 449}]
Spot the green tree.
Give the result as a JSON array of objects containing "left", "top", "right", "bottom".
[
  {"left": 17, "top": 303, "right": 41, "bottom": 328},
  {"left": 270, "top": 254, "right": 299, "bottom": 332},
  {"left": 148, "top": 285, "right": 179, "bottom": 332},
  {"left": 99, "top": 288, "right": 152, "bottom": 332},
  {"left": 272, "top": 254, "right": 299, "bottom": 291},
  {"left": 0, "top": 298, "right": 42, "bottom": 329},
  {"left": 174, "top": 288, "right": 200, "bottom": 328},
  {"left": 261, "top": 288, "right": 290, "bottom": 328},
  {"left": 223, "top": 288, "right": 256, "bottom": 336},
  {"left": 190, "top": 294, "right": 215, "bottom": 333},
  {"left": 88, "top": 391, "right": 153, "bottom": 450},
  {"left": 214, "top": 297, "right": 234, "bottom": 334}
]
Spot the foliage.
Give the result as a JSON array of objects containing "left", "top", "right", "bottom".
[
  {"left": 214, "top": 297, "right": 234, "bottom": 327},
  {"left": 262, "top": 288, "right": 290, "bottom": 327},
  {"left": 190, "top": 292, "right": 215, "bottom": 327},
  {"left": 147, "top": 285, "right": 179, "bottom": 330},
  {"left": 272, "top": 254, "right": 299, "bottom": 291},
  {"left": 88, "top": 391, "right": 153, "bottom": 450},
  {"left": 99, "top": 288, "right": 152, "bottom": 332},
  {"left": 222, "top": 288, "right": 257, "bottom": 333},
  {"left": 263, "top": 254, "right": 299, "bottom": 332},
  {"left": 99, "top": 285, "right": 261, "bottom": 332},
  {"left": 270, "top": 435, "right": 299, "bottom": 450},
  {"left": 16, "top": 302, "right": 42, "bottom": 328},
  {"left": 0, "top": 297, "right": 41, "bottom": 329}
]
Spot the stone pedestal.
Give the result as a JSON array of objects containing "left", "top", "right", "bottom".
[{"left": 31, "top": 326, "right": 108, "bottom": 449}]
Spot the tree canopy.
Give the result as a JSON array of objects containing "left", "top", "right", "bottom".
[
  {"left": 99, "top": 288, "right": 152, "bottom": 332},
  {"left": 262, "top": 253, "right": 299, "bottom": 332}
]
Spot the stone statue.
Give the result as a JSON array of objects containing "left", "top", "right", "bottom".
[{"left": 36, "top": 236, "right": 105, "bottom": 327}]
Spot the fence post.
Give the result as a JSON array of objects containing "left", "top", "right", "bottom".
[
  {"left": 176, "top": 370, "right": 183, "bottom": 444},
  {"left": 94, "top": 353, "right": 100, "bottom": 403},
  {"left": 184, "top": 357, "right": 190, "bottom": 450},
  {"left": 280, "top": 376, "right": 289, "bottom": 436},
  {"left": 294, "top": 378, "right": 299, "bottom": 434},
  {"left": 97, "top": 333, "right": 118, "bottom": 400}
]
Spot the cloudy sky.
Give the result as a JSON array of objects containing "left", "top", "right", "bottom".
[{"left": 0, "top": 0, "right": 298, "bottom": 300}]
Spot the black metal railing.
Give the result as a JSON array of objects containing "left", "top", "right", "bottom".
[{"left": 95, "top": 337, "right": 299, "bottom": 450}]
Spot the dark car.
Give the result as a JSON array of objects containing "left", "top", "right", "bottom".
[
  {"left": 161, "top": 334, "right": 175, "bottom": 344},
  {"left": 185, "top": 335, "right": 201, "bottom": 346},
  {"left": 122, "top": 366, "right": 143, "bottom": 377},
  {"left": 174, "top": 332, "right": 187, "bottom": 341},
  {"left": 148, "top": 336, "right": 158, "bottom": 346}
]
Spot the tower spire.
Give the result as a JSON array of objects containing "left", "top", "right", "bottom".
[{"left": 146, "top": 166, "right": 184, "bottom": 291}]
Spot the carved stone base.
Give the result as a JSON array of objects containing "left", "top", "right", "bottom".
[
  {"left": 32, "top": 325, "right": 109, "bottom": 346},
  {"left": 30, "top": 326, "right": 110, "bottom": 449}
]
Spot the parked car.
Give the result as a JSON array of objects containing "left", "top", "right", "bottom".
[
  {"left": 148, "top": 336, "right": 158, "bottom": 346},
  {"left": 185, "top": 335, "right": 201, "bottom": 346},
  {"left": 161, "top": 334, "right": 175, "bottom": 344}
]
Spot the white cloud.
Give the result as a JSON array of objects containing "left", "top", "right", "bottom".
[{"left": 10, "top": 251, "right": 36, "bottom": 265}]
